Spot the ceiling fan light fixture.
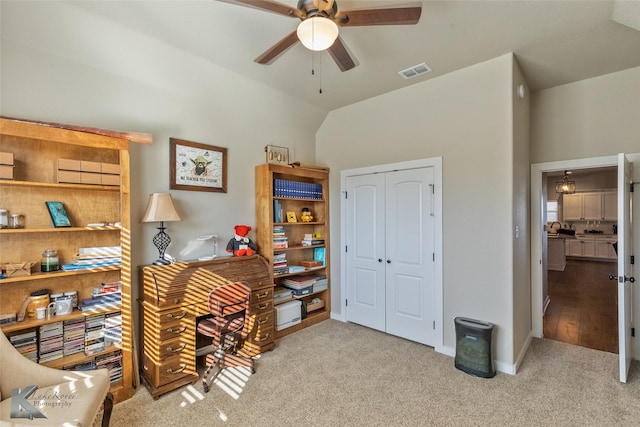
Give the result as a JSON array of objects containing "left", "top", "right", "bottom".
[{"left": 297, "top": 16, "right": 339, "bottom": 51}]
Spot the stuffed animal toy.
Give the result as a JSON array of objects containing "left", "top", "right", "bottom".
[
  {"left": 300, "top": 207, "right": 313, "bottom": 222},
  {"left": 226, "top": 225, "right": 257, "bottom": 257}
]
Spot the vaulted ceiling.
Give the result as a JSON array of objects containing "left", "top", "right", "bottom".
[{"left": 56, "top": 1, "right": 640, "bottom": 111}]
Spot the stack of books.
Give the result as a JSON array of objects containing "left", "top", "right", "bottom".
[
  {"left": 84, "top": 313, "right": 106, "bottom": 356},
  {"left": 63, "top": 317, "right": 86, "bottom": 356},
  {"left": 96, "top": 350, "right": 123, "bottom": 384},
  {"left": 273, "top": 179, "right": 323, "bottom": 199},
  {"left": 273, "top": 227, "right": 288, "bottom": 248},
  {"left": 273, "top": 253, "right": 288, "bottom": 275},
  {"left": 61, "top": 246, "right": 122, "bottom": 271},
  {"left": 302, "top": 233, "right": 324, "bottom": 246},
  {"left": 9, "top": 329, "right": 37, "bottom": 362},
  {"left": 39, "top": 322, "right": 64, "bottom": 363},
  {"left": 79, "top": 282, "right": 122, "bottom": 312},
  {"left": 103, "top": 311, "right": 123, "bottom": 347}
]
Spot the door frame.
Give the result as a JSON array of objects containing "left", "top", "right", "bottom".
[
  {"left": 340, "top": 157, "right": 444, "bottom": 353},
  {"left": 531, "top": 155, "right": 618, "bottom": 338}
]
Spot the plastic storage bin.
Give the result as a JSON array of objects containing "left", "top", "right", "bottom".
[{"left": 454, "top": 317, "right": 496, "bottom": 378}]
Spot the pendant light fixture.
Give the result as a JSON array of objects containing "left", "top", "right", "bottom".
[{"left": 555, "top": 170, "right": 576, "bottom": 194}]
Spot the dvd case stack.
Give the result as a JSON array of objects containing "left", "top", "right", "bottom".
[
  {"left": 9, "top": 329, "right": 38, "bottom": 362},
  {"left": 64, "top": 359, "right": 96, "bottom": 371},
  {"left": 273, "top": 253, "right": 288, "bottom": 275},
  {"left": 84, "top": 313, "right": 106, "bottom": 355},
  {"left": 39, "top": 322, "right": 64, "bottom": 363},
  {"left": 96, "top": 350, "right": 123, "bottom": 383},
  {"left": 63, "top": 317, "right": 86, "bottom": 356},
  {"left": 103, "top": 311, "right": 123, "bottom": 347}
]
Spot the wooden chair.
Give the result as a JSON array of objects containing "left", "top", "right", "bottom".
[{"left": 196, "top": 281, "right": 255, "bottom": 393}]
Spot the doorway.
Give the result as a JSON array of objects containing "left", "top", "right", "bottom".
[
  {"left": 531, "top": 155, "right": 619, "bottom": 339},
  {"left": 542, "top": 167, "right": 619, "bottom": 353}
]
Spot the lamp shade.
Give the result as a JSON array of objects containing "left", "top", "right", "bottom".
[
  {"left": 297, "top": 17, "right": 339, "bottom": 51},
  {"left": 141, "top": 193, "right": 182, "bottom": 222}
]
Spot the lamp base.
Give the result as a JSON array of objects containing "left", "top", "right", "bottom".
[{"left": 152, "top": 258, "right": 171, "bottom": 266}]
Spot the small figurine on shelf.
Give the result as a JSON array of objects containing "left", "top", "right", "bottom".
[
  {"left": 300, "top": 207, "right": 313, "bottom": 222},
  {"left": 226, "top": 225, "right": 257, "bottom": 257}
]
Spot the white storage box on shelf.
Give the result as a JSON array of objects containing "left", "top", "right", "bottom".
[{"left": 276, "top": 300, "right": 302, "bottom": 331}]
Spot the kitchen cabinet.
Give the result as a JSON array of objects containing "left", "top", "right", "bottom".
[
  {"left": 566, "top": 238, "right": 596, "bottom": 257},
  {"left": 565, "top": 235, "right": 617, "bottom": 261},
  {"left": 562, "top": 191, "right": 617, "bottom": 221},
  {"left": 602, "top": 191, "right": 617, "bottom": 221},
  {"left": 595, "top": 237, "right": 618, "bottom": 259}
]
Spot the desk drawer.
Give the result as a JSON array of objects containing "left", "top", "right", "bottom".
[
  {"left": 241, "top": 316, "right": 274, "bottom": 357},
  {"left": 158, "top": 336, "right": 194, "bottom": 361},
  {"left": 142, "top": 352, "right": 196, "bottom": 388},
  {"left": 251, "top": 287, "right": 273, "bottom": 304},
  {"left": 251, "top": 299, "right": 273, "bottom": 315}
]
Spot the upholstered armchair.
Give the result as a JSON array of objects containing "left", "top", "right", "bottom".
[{"left": 0, "top": 331, "right": 113, "bottom": 426}]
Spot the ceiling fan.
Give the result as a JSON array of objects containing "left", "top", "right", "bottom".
[{"left": 221, "top": 0, "right": 422, "bottom": 71}]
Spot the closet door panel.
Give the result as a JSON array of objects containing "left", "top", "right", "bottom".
[
  {"left": 385, "top": 168, "right": 436, "bottom": 346},
  {"left": 345, "top": 174, "right": 386, "bottom": 331}
]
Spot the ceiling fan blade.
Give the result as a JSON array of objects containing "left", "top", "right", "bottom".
[
  {"left": 255, "top": 30, "right": 300, "bottom": 65},
  {"left": 222, "top": 0, "right": 304, "bottom": 19},
  {"left": 336, "top": 6, "right": 421, "bottom": 26},
  {"left": 327, "top": 36, "right": 356, "bottom": 72}
]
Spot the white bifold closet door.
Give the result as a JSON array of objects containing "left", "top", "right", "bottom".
[{"left": 345, "top": 167, "right": 436, "bottom": 346}]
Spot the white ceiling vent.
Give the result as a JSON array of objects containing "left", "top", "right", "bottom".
[{"left": 398, "top": 62, "right": 432, "bottom": 80}]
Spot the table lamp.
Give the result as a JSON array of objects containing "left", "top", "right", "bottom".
[{"left": 142, "top": 193, "right": 182, "bottom": 265}]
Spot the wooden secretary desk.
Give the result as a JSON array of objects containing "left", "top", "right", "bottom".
[{"left": 138, "top": 256, "right": 275, "bottom": 399}]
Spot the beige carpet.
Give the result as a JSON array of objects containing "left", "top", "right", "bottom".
[{"left": 111, "top": 319, "right": 640, "bottom": 426}]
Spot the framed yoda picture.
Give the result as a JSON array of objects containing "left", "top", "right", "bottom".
[{"left": 170, "top": 138, "right": 227, "bottom": 193}]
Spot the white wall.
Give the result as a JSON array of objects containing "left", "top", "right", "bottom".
[
  {"left": 0, "top": 1, "right": 324, "bottom": 318},
  {"left": 511, "top": 59, "right": 531, "bottom": 367},
  {"left": 531, "top": 67, "right": 640, "bottom": 163},
  {"left": 317, "top": 54, "right": 518, "bottom": 369}
]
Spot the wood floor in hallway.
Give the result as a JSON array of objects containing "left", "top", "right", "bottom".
[{"left": 544, "top": 258, "right": 618, "bottom": 354}]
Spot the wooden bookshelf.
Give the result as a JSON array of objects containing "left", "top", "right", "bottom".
[{"left": 0, "top": 116, "right": 151, "bottom": 403}]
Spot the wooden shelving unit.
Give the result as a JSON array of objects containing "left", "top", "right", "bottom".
[
  {"left": 0, "top": 116, "right": 151, "bottom": 403},
  {"left": 255, "top": 163, "right": 331, "bottom": 339}
]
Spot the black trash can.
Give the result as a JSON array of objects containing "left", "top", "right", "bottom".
[{"left": 454, "top": 317, "right": 496, "bottom": 378}]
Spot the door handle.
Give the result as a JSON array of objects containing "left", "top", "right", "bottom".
[
  {"left": 609, "top": 274, "right": 636, "bottom": 283},
  {"left": 387, "top": 260, "right": 391, "bottom": 264},
  {"left": 378, "top": 259, "right": 383, "bottom": 263}
]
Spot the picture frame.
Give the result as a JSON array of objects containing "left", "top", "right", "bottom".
[
  {"left": 170, "top": 138, "right": 227, "bottom": 193},
  {"left": 45, "top": 201, "right": 72, "bottom": 227},
  {"left": 286, "top": 211, "right": 298, "bottom": 223}
]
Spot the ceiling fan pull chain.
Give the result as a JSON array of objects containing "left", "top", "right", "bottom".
[{"left": 318, "top": 52, "right": 323, "bottom": 94}]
